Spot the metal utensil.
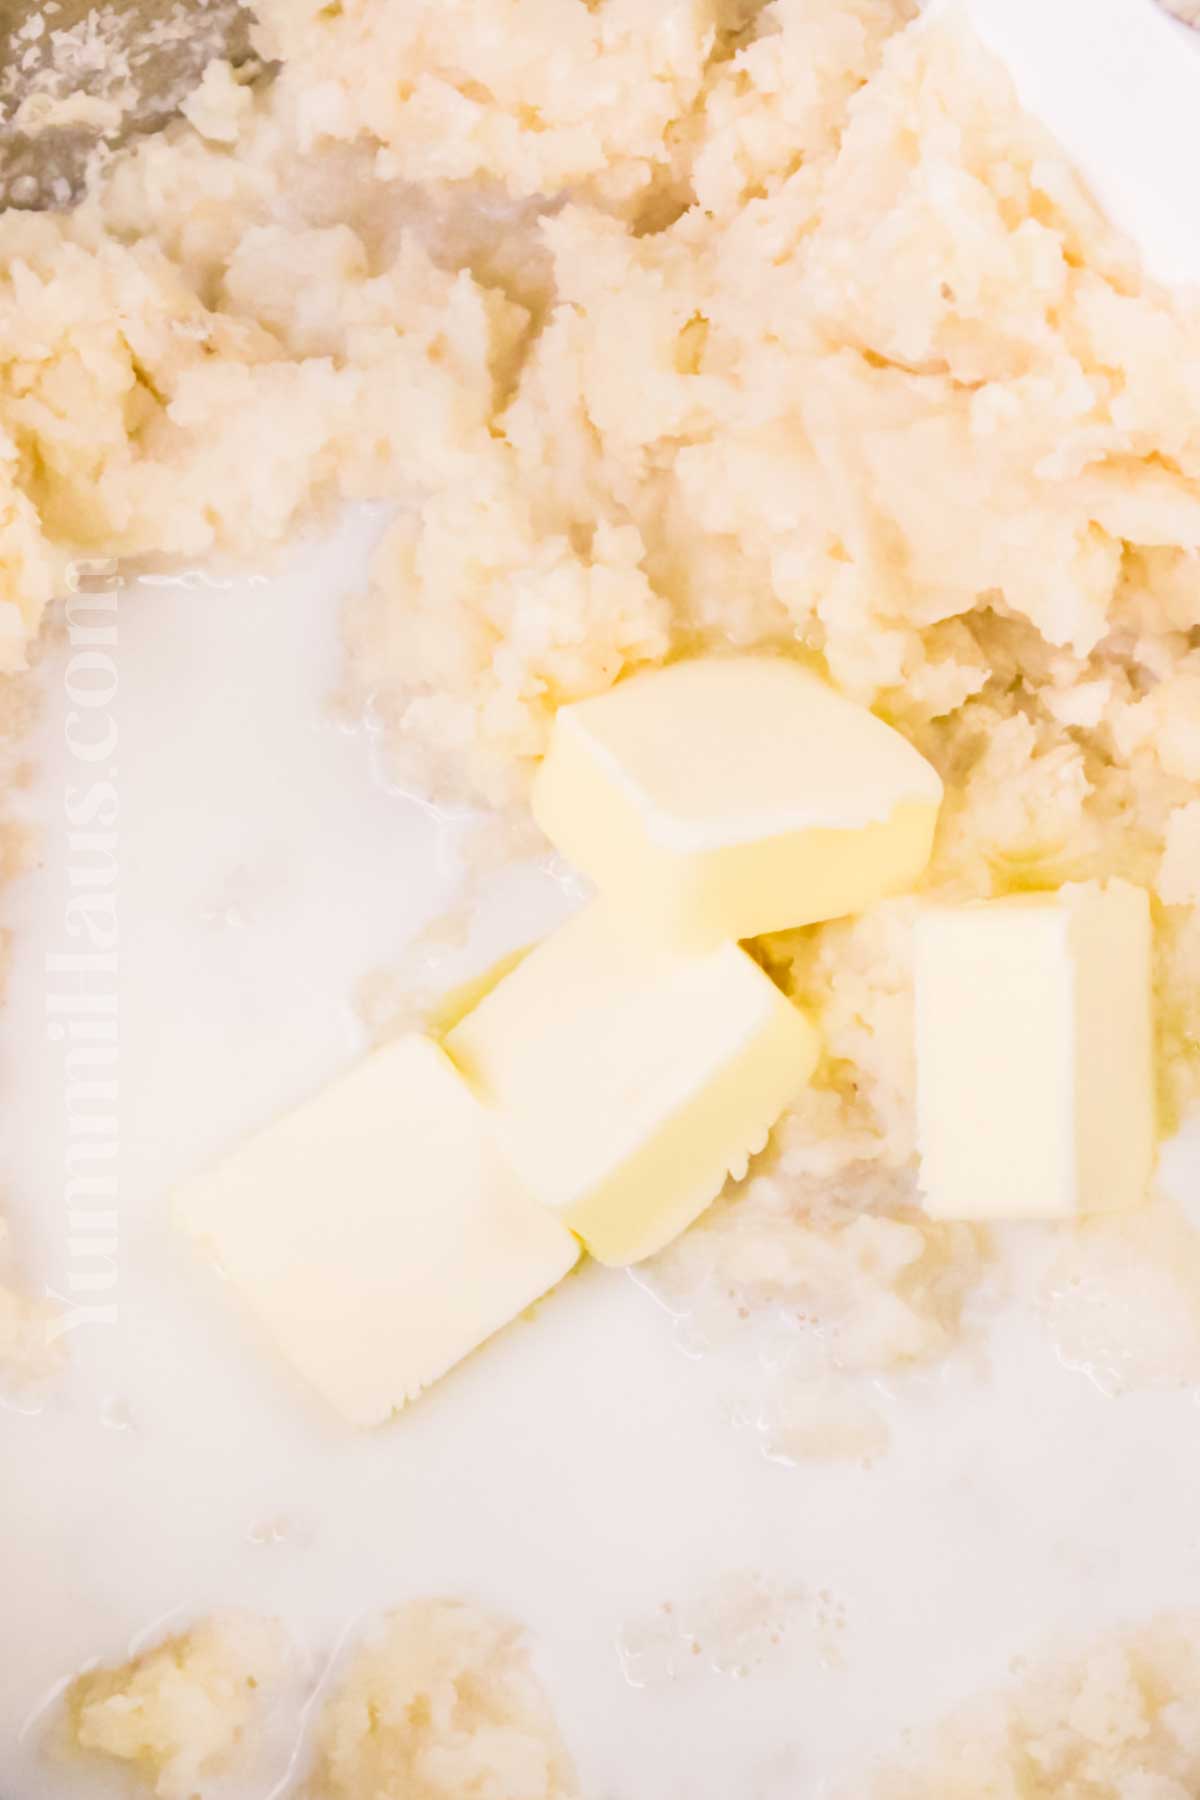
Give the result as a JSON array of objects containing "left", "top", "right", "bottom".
[{"left": 0, "top": 0, "right": 256, "bottom": 208}]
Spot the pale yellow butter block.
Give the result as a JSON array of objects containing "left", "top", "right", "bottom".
[
  {"left": 914, "top": 882, "right": 1155, "bottom": 1222},
  {"left": 445, "top": 904, "right": 819, "bottom": 1266},
  {"left": 424, "top": 944, "right": 534, "bottom": 1035},
  {"left": 175, "top": 1035, "right": 580, "bottom": 1426},
  {"left": 532, "top": 656, "right": 943, "bottom": 946}
]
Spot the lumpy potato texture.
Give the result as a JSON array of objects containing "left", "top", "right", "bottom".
[
  {"left": 868, "top": 1614, "right": 1200, "bottom": 1798},
  {"left": 308, "top": 1600, "right": 578, "bottom": 1800},
  {"left": 5, "top": 0, "right": 1200, "bottom": 1376},
  {"left": 62, "top": 1601, "right": 574, "bottom": 1800},
  {"left": 65, "top": 1611, "right": 291, "bottom": 1799},
  {"left": 3, "top": 0, "right": 1200, "bottom": 1069}
]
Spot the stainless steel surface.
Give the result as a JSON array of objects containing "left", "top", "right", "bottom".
[{"left": 0, "top": 0, "right": 255, "bottom": 208}]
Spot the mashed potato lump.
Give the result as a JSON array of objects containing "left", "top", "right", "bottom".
[{"left": 63, "top": 1602, "right": 576, "bottom": 1800}]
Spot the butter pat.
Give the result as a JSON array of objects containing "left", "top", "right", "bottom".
[
  {"left": 175, "top": 1035, "right": 580, "bottom": 1426},
  {"left": 532, "top": 657, "right": 942, "bottom": 946},
  {"left": 423, "top": 944, "right": 534, "bottom": 1035},
  {"left": 914, "top": 882, "right": 1155, "bottom": 1222},
  {"left": 446, "top": 904, "right": 819, "bottom": 1265}
]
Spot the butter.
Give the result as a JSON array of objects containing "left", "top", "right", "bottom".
[
  {"left": 532, "top": 657, "right": 942, "bottom": 946},
  {"left": 914, "top": 882, "right": 1155, "bottom": 1222},
  {"left": 446, "top": 904, "right": 819, "bottom": 1265},
  {"left": 175, "top": 1035, "right": 580, "bottom": 1426},
  {"left": 424, "top": 944, "right": 534, "bottom": 1035}
]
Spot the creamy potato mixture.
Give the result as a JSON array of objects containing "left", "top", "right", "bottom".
[
  {"left": 63, "top": 1602, "right": 578, "bottom": 1800},
  {"left": 6, "top": 0, "right": 1200, "bottom": 1790},
  {"left": 872, "top": 1615, "right": 1200, "bottom": 1798},
  {"left": 56, "top": 1601, "right": 1200, "bottom": 1798},
  {"left": 65, "top": 1613, "right": 295, "bottom": 1800}
]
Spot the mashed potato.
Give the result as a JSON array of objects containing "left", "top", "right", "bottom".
[
  {"left": 251, "top": 0, "right": 721, "bottom": 216},
  {"left": 3, "top": 0, "right": 1200, "bottom": 1390},
  {"left": 309, "top": 1600, "right": 577, "bottom": 1800},
  {"left": 10, "top": 4, "right": 1200, "bottom": 1791},
  {"left": 869, "top": 1613, "right": 1200, "bottom": 1797},
  {"left": 60, "top": 1598, "right": 1200, "bottom": 1799},
  {"left": 59, "top": 1601, "right": 574, "bottom": 1800},
  {"left": 64, "top": 1611, "right": 291, "bottom": 1798},
  {"left": 61, "top": 1601, "right": 573, "bottom": 1800},
  {"left": 637, "top": 1159, "right": 984, "bottom": 1458}
]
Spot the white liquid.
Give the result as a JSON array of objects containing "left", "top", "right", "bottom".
[{"left": 4, "top": 513, "right": 1200, "bottom": 1798}]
